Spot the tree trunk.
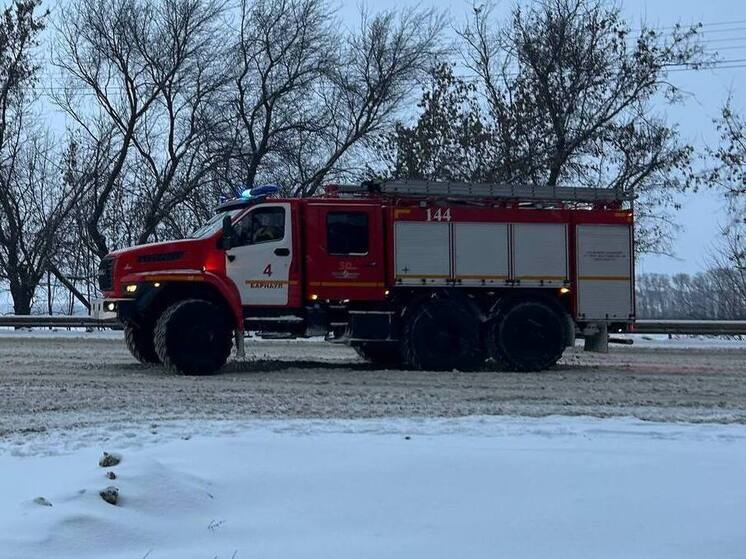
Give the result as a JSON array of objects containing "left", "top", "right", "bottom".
[
  {"left": 7, "top": 265, "right": 40, "bottom": 316},
  {"left": 9, "top": 283, "right": 34, "bottom": 315},
  {"left": 47, "top": 270, "right": 53, "bottom": 316},
  {"left": 47, "top": 261, "right": 91, "bottom": 311}
]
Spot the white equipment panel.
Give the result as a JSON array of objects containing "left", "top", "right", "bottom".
[
  {"left": 576, "top": 224, "right": 633, "bottom": 320},
  {"left": 512, "top": 223, "right": 568, "bottom": 286},
  {"left": 453, "top": 223, "right": 509, "bottom": 285},
  {"left": 394, "top": 222, "right": 450, "bottom": 285}
]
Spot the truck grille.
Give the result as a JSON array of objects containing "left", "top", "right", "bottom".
[{"left": 98, "top": 257, "right": 114, "bottom": 291}]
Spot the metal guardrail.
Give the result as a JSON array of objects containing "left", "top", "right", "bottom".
[
  {"left": 0, "top": 315, "right": 120, "bottom": 329},
  {"left": 633, "top": 320, "right": 746, "bottom": 336},
  {"left": 0, "top": 316, "right": 744, "bottom": 336}
]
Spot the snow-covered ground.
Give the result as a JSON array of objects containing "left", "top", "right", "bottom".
[
  {"left": 1, "top": 332, "right": 744, "bottom": 557},
  {"left": 2, "top": 332, "right": 746, "bottom": 435},
  {"left": 1, "top": 416, "right": 745, "bottom": 559},
  {"left": 0, "top": 326, "right": 744, "bottom": 345}
]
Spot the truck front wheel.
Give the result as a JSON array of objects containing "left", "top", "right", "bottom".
[
  {"left": 124, "top": 321, "right": 160, "bottom": 364},
  {"left": 488, "top": 299, "right": 566, "bottom": 372},
  {"left": 154, "top": 299, "right": 233, "bottom": 375},
  {"left": 401, "top": 299, "right": 485, "bottom": 371}
]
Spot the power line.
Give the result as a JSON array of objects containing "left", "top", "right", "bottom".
[
  {"left": 668, "top": 63, "right": 746, "bottom": 72},
  {"left": 692, "top": 35, "right": 746, "bottom": 45},
  {"left": 29, "top": 51, "right": 746, "bottom": 95},
  {"left": 631, "top": 19, "right": 746, "bottom": 32},
  {"left": 704, "top": 44, "right": 746, "bottom": 51},
  {"left": 666, "top": 57, "right": 746, "bottom": 67},
  {"left": 687, "top": 25, "right": 746, "bottom": 35}
]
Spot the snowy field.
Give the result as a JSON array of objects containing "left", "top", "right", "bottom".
[
  {"left": 1, "top": 332, "right": 745, "bottom": 558},
  {"left": 1, "top": 416, "right": 745, "bottom": 559}
]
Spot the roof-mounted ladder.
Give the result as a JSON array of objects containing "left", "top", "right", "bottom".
[{"left": 333, "top": 180, "right": 632, "bottom": 204}]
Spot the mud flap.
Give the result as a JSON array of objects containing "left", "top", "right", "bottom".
[
  {"left": 583, "top": 323, "right": 609, "bottom": 353},
  {"left": 235, "top": 331, "right": 246, "bottom": 359}
]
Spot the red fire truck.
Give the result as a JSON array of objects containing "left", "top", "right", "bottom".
[{"left": 95, "top": 180, "right": 635, "bottom": 374}]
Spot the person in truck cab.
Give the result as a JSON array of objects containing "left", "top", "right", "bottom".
[{"left": 251, "top": 212, "right": 283, "bottom": 243}]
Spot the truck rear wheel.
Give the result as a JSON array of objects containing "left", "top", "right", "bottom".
[
  {"left": 488, "top": 299, "right": 566, "bottom": 372},
  {"left": 154, "top": 299, "right": 233, "bottom": 375},
  {"left": 353, "top": 342, "right": 401, "bottom": 368},
  {"left": 401, "top": 299, "right": 485, "bottom": 371},
  {"left": 124, "top": 322, "right": 160, "bottom": 364}
]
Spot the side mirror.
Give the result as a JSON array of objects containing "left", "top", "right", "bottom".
[{"left": 221, "top": 214, "right": 237, "bottom": 250}]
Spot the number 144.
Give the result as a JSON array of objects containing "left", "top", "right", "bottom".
[{"left": 425, "top": 208, "right": 452, "bottom": 222}]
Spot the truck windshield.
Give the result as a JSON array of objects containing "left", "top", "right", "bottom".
[{"left": 190, "top": 209, "right": 242, "bottom": 239}]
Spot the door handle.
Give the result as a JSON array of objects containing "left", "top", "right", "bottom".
[
  {"left": 274, "top": 248, "right": 290, "bottom": 256},
  {"left": 227, "top": 254, "right": 236, "bottom": 262}
]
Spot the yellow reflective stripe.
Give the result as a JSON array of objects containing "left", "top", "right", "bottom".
[
  {"left": 309, "top": 281, "right": 385, "bottom": 288},
  {"left": 516, "top": 275, "right": 567, "bottom": 280}
]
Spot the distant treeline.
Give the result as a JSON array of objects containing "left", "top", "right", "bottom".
[{"left": 636, "top": 271, "right": 746, "bottom": 320}]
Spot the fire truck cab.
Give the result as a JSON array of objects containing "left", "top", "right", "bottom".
[{"left": 97, "top": 180, "right": 635, "bottom": 374}]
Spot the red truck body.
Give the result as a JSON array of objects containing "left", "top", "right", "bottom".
[{"left": 98, "top": 181, "right": 634, "bottom": 374}]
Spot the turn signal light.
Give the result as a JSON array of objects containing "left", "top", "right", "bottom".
[
  {"left": 559, "top": 287, "right": 571, "bottom": 295},
  {"left": 125, "top": 284, "right": 138, "bottom": 293}
]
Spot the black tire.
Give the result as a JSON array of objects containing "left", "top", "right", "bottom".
[
  {"left": 124, "top": 322, "right": 160, "bottom": 364},
  {"left": 401, "top": 298, "right": 485, "bottom": 371},
  {"left": 154, "top": 299, "right": 233, "bottom": 375},
  {"left": 353, "top": 342, "right": 401, "bottom": 368},
  {"left": 488, "top": 299, "right": 566, "bottom": 372}
]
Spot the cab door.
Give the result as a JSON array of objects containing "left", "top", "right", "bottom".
[
  {"left": 226, "top": 202, "right": 293, "bottom": 306},
  {"left": 305, "top": 204, "right": 386, "bottom": 301}
]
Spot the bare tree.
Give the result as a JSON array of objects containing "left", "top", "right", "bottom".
[
  {"left": 0, "top": 1, "right": 85, "bottom": 315},
  {"left": 0, "top": 130, "right": 83, "bottom": 314},
  {"left": 53, "top": 0, "right": 228, "bottom": 256},
  {"left": 219, "top": 1, "right": 445, "bottom": 197},
  {"left": 381, "top": 0, "right": 703, "bottom": 254},
  {"left": 375, "top": 63, "right": 498, "bottom": 183},
  {"left": 226, "top": 0, "right": 335, "bottom": 192},
  {"left": 292, "top": 6, "right": 446, "bottom": 195},
  {"left": 702, "top": 99, "right": 746, "bottom": 219},
  {"left": 694, "top": 98, "right": 746, "bottom": 311},
  {"left": 707, "top": 227, "right": 746, "bottom": 317}
]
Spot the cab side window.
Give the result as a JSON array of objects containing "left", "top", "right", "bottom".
[
  {"left": 235, "top": 207, "right": 285, "bottom": 247},
  {"left": 327, "top": 211, "right": 369, "bottom": 255}
]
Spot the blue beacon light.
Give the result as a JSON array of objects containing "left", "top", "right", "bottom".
[{"left": 240, "top": 185, "right": 280, "bottom": 199}]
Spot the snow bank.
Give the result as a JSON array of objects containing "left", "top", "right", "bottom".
[
  {"left": 617, "top": 333, "right": 746, "bottom": 349},
  {"left": 1, "top": 416, "right": 745, "bottom": 559}
]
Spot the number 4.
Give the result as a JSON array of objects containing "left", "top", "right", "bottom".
[{"left": 263, "top": 264, "right": 272, "bottom": 277}]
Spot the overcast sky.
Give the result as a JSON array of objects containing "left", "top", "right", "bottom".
[{"left": 337, "top": 0, "right": 745, "bottom": 275}]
